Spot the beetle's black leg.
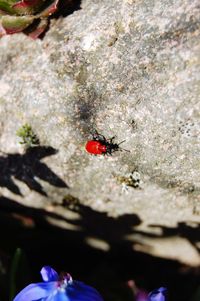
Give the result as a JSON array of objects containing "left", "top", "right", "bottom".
[
  {"left": 107, "top": 136, "right": 116, "bottom": 144},
  {"left": 91, "top": 129, "right": 98, "bottom": 140},
  {"left": 92, "top": 129, "right": 106, "bottom": 142}
]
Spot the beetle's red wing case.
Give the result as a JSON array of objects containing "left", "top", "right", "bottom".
[{"left": 85, "top": 140, "right": 106, "bottom": 155}]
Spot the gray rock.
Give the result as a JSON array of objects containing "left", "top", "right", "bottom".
[{"left": 0, "top": 0, "right": 200, "bottom": 266}]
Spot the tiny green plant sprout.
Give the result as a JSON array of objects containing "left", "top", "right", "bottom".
[{"left": 16, "top": 123, "right": 39, "bottom": 148}]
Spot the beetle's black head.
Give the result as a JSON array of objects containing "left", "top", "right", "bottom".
[{"left": 106, "top": 142, "right": 120, "bottom": 154}]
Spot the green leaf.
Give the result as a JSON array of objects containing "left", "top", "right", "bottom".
[
  {"left": 0, "top": 0, "right": 17, "bottom": 15},
  {"left": 9, "top": 248, "right": 31, "bottom": 301},
  {"left": 1, "top": 14, "right": 34, "bottom": 33},
  {"left": 12, "top": 0, "right": 46, "bottom": 16}
]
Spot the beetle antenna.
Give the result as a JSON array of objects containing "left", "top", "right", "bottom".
[
  {"left": 118, "top": 140, "right": 130, "bottom": 152},
  {"left": 120, "top": 147, "right": 130, "bottom": 152},
  {"left": 118, "top": 140, "right": 126, "bottom": 145}
]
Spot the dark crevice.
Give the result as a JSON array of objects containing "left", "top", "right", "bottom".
[{"left": 54, "top": 0, "right": 82, "bottom": 18}]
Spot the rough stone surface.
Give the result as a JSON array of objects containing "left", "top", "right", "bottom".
[{"left": 0, "top": 0, "right": 200, "bottom": 266}]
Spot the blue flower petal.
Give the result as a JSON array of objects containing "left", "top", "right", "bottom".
[
  {"left": 41, "top": 266, "right": 59, "bottom": 282},
  {"left": 148, "top": 287, "right": 167, "bottom": 301},
  {"left": 13, "top": 282, "right": 56, "bottom": 301},
  {"left": 46, "top": 291, "right": 69, "bottom": 301},
  {"left": 66, "top": 281, "right": 104, "bottom": 301}
]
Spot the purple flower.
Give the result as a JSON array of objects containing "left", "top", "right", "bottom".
[
  {"left": 13, "top": 266, "right": 104, "bottom": 301},
  {"left": 136, "top": 290, "right": 149, "bottom": 301},
  {"left": 148, "top": 287, "right": 167, "bottom": 301}
]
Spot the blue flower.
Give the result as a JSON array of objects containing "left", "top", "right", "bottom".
[
  {"left": 148, "top": 287, "right": 167, "bottom": 301},
  {"left": 13, "top": 266, "right": 104, "bottom": 301}
]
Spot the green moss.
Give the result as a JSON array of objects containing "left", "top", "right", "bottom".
[{"left": 16, "top": 123, "right": 39, "bottom": 148}]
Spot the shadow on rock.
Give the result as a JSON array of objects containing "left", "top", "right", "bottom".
[
  {"left": 134, "top": 222, "right": 200, "bottom": 256},
  {"left": 0, "top": 146, "right": 68, "bottom": 196},
  {"left": 0, "top": 195, "right": 142, "bottom": 267},
  {"left": 0, "top": 196, "right": 199, "bottom": 301}
]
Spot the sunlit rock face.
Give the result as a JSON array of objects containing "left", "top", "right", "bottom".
[{"left": 0, "top": 0, "right": 200, "bottom": 266}]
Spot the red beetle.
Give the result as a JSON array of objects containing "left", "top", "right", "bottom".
[{"left": 85, "top": 130, "right": 129, "bottom": 155}]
